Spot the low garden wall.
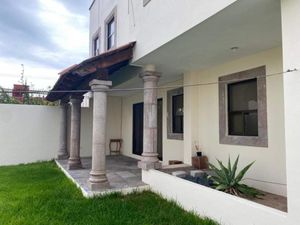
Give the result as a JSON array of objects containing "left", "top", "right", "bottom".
[
  {"left": 0, "top": 104, "right": 61, "bottom": 166},
  {"left": 143, "top": 169, "right": 287, "bottom": 225}
]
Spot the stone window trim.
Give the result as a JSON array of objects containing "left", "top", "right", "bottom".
[
  {"left": 92, "top": 29, "right": 100, "bottom": 56},
  {"left": 89, "top": 0, "right": 96, "bottom": 10},
  {"left": 219, "top": 66, "right": 268, "bottom": 147},
  {"left": 167, "top": 87, "right": 184, "bottom": 140},
  {"left": 104, "top": 7, "right": 117, "bottom": 51},
  {"left": 143, "top": 0, "right": 151, "bottom": 7}
]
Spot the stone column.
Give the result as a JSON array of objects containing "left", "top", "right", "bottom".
[
  {"left": 57, "top": 100, "right": 69, "bottom": 160},
  {"left": 88, "top": 80, "right": 112, "bottom": 190},
  {"left": 68, "top": 95, "right": 84, "bottom": 170},
  {"left": 138, "top": 65, "right": 162, "bottom": 170}
]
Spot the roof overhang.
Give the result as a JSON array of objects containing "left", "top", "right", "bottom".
[{"left": 46, "top": 42, "right": 135, "bottom": 102}]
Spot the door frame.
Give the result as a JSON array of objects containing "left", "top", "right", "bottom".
[{"left": 132, "top": 99, "right": 163, "bottom": 160}]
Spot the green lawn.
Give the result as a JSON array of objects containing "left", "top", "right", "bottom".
[{"left": 0, "top": 161, "right": 218, "bottom": 225}]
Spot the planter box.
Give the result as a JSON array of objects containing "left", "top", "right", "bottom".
[{"left": 192, "top": 156, "right": 209, "bottom": 169}]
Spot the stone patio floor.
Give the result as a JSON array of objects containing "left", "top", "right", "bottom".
[{"left": 56, "top": 155, "right": 148, "bottom": 197}]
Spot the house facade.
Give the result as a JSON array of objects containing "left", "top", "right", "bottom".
[
  {"left": 88, "top": 0, "right": 286, "bottom": 194},
  {"left": 46, "top": 0, "right": 300, "bottom": 224}
]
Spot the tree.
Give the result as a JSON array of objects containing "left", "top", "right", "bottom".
[{"left": 0, "top": 86, "right": 21, "bottom": 104}]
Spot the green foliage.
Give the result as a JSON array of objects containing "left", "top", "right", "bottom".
[
  {"left": 0, "top": 86, "right": 21, "bottom": 104},
  {"left": 0, "top": 86, "right": 57, "bottom": 106},
  {"left": 0, "top": 162, "right": 219, "bottom": 225},
  {"left": 23, "top": 96, "right": 58, "bottom": 106},
  {"left": 209, "top": 156, "right": 263, "bottom": 199}
]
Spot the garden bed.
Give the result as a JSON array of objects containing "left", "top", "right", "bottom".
[{"left": 160, "top": 166, "right": 287, "bottom": 212}]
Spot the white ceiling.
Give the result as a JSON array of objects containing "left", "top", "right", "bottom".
[
  {"left": 135, "top": 0, "right": 282, "bottom": 79},
  {"left": 111, "top": 0, "right": 282, "bottom": 96}
]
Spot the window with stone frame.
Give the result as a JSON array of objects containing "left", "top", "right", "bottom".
[
  {"left": 93, "top": 36, "right": 100, "bottom": 56},
  {"left": 167, "top": 88, "right": 184, "bottom": 140},
  {"left": 219, "top": 66, "right": 268, "bottom": 147},
  {"left": 228, "top": 78, "right": 258, "bottom": 136},
  {"left": 106, "top": 16, "right": 116, "bottom": 50},
  {"left": 172, "top": 94, "right": 184, "bottom": 134}
]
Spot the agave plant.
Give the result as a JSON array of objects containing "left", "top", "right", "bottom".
[{"left": 209, "top": 156, "right": 263, "bottom": 198}]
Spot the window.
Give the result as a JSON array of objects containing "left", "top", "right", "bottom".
[
  {"left": 228, "top": 79, "right": 258, "bottom": 136},
  {"left": 172, "top": 94, "right": 184, "bottom": 133},
  {"left": 93, "top": 36, "right": 100, "bottom": 56},
  {"left": 167, "top": 88, "right": 184, "bottom": 140},
  {"left": 107, "top": 17, "right": 116, "bottom": 50},
  {"left": 219, "top": 66, "right": 268, "bottom": 147}
]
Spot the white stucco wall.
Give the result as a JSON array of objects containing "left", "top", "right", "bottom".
[
  {"left": 0, "top": 96, "right": 122, "bottom": 166},
  {"left": 105, "top": 96, "right": 123, "bottom": 155},
  {"left": 121, "top": 80, "right": 184, "bottom": 164},
  {"left": 183, "top": 47, "right": 287, "bottom": 196},
  {"left": 143, "top": 169, "right": 287, "bottom": 225},
  {"left": 0, "top": 104, "right": 61, "bottom": 166},
  {"left": 119, "top": 48, "right": 287, "bottom": 196},
  {"left": 281, "top": 0, "right": 300, "bottom": 223},
  {"left": 89, "top": 0, "right": 237, "bottom": 59}
]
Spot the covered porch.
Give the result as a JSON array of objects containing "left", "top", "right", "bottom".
[{"left": 47, "top": 42, "right": 162, "bottom": 193}]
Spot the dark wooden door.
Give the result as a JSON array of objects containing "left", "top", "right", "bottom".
[
  {"left": 132, "top": 102, "right": 144, "bottom": 156},
  {"left": 132, "top": 100, "right": 163, "bottom": 159},
  {"left": 157, "top": 99, "right": 163, "bottom": 160}
]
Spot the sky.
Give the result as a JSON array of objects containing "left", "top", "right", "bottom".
[{"left": 0, "top": 0, "right": 91, "bottom": 90}]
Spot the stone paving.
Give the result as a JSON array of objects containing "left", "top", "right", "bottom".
[{"left": 56, "top": 155, "right": 148, "bottom": 197}]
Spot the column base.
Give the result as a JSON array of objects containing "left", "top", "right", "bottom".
[
  {"left": 57, "top": 154, "right": 69, "bottom": 160},
  {"left": 138, "top": 161, "right": 162, "bottom": 170},
  {"left": 88, "top": 180, "right": 110, "bottom": 191},
  {"left": 68, "top": 158, "right": 82, "bottom": 170},
  {"left": 88, "top": 171, "right": 109, "bottom": 191}
]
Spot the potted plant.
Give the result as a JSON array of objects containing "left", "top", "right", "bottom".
[{"left": 193, "top": 141, "right": 202, "bottom": 157}]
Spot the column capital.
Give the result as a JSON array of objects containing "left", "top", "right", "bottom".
[
  {"left": 139, "top": 70, "right": 161, "bottom": 82},
  {"left": 89, "top": 79, "right": 112, "bottom": 91}
]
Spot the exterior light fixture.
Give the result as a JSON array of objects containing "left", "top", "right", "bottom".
[{"left": 230, "top": 46, "right": 239, "bottom": 51}]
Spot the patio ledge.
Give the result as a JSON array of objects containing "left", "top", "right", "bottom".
[{"left": 55, "top": 156, "right": 149, "bottom": 198}]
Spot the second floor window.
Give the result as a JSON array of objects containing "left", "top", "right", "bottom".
[
  {"left": 107, "top": 17, "right": 116, "bottom": 50},
  {"left": 93, "top": 36, "right": 100, "bottom": 56}
]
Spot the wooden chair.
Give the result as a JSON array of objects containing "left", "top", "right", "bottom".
[{"left": 109, "top": 139, "right": 122, "bottom": 155}]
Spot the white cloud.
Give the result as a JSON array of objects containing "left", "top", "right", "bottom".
[
  {"left": 0, "top": 0, "right": 89, "bottom": 90},
  {"left": 38, "top": 0, "right": 88, "bottom": 54},
  {"left": 0, "top": 57, "right": 59, "bottom": 90}
]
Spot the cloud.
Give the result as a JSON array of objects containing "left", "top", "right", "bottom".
[
  {"left": 0, "top": 57, "right": 60, "bottom": 89},
  {"left": 37, "top": 0, "right": 89, "bottom": 64},
  {"left": 0, "top": 0, "right": 90, "bottom": 89}
]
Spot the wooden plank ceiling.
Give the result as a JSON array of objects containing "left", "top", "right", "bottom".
[{"left": 46, "top": 42, "right": 135, "bottom": 102}]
